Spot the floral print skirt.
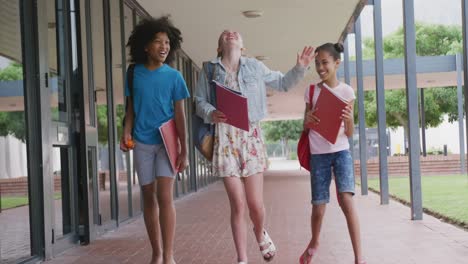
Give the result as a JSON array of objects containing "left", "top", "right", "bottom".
[{"left": 213, "top": 122, "right": 267, "bottom": 177}]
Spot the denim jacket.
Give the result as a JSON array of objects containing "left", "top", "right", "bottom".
[{"left": 194, "top": 56, "right": 306, "bottom": 123}]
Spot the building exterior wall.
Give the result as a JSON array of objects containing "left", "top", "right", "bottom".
[{"left": 0, "top": 1, "right": 214, "bottom": 263}]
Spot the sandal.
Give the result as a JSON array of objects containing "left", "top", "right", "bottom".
[
  {"left": 258, "top": 229, "right": 276, "bottom": 261},
  {"left": 299, "top": 247, "right": 316, "bottom": 264}
]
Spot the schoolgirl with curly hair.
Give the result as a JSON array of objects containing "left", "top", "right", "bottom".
[{"left": 120, "top": 16, "right": 189, "bottom": 264}]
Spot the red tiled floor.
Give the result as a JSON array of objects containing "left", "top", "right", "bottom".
[{"left": 43, "top": 169, "right": 468, "bottom": 264}]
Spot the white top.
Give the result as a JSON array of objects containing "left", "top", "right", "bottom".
[{"left": 303, "top": 82, "right": 356, "bottom": 154}]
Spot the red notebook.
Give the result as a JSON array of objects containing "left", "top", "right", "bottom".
[
  {"left": 214, "top": 80, "right": 249, "bottom": 131},
  {"left": 159, "top": 119, "right": 180, "bottom": 173},
  {"left": 306, "top": 85, "right": 348, "bottom": 144}
]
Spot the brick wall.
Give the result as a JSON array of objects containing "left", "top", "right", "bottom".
[
  {"left": 354, "top": 154, "right": 465, "bottom": 177},
  {"left": 0, "top": 172, "right": 129, "bottom": 197},
  {"left": 0, "top": 176, "right": 61, "bottom": 196}
]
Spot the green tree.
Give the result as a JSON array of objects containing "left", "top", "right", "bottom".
[
  {"left": 363, "top": 23, "right": 462, "bottom": 59},
  {"left": 115, "top": 104, "right": 125, "bottom": 139},
  {"left": 0, "top": 63, "right": 23, "bottom": 80},
  {"left": 363, "top": 87, "right": 457, "bottom": 131},
  {"left": 97, "top": 105, "right": 109, "bottom": 144},
  {"left": 360, "top": 23, "right": 461, "bottom": 133},
  {"left": 0, "top": 63, "right": 26, "bottom": 142},
  {"left": 261, "top": 119, "right": 303, "bottom": 157},
  {"left": 96, "top": 104, "right": 125, "bottom": 144}
]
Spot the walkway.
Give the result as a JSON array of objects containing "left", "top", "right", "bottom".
[{"left": 43, "top": 167, "right": 468, "bottom": 263}]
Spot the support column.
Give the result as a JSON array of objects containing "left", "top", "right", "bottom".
[
  {"left": 344, "top": 36, "right": 355, "bottom": 169},
  {"left": 403, "top": 0, "right": 423, "bottom": 220},
  {"left": 420, "top": 89, "right": 427, "bottom": 157},
  {"left": 373, "top": 0, "right": 389, "bottom": 204},
  {"left": 355, "top": 16, "right": 368, "bottom": 195},
  {"left": 461, "top": 0, "right": 468, "bottom": 175},
  {"left": 456, "top": 54, "right": 466, "bottom": 174}
]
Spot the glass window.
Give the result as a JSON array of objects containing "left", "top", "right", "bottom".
[
  {"left": 90, "top": 0, "right": 112, "bottom": 224},
  {"left": 48, "top": 0, "right": 67, "bottom": 122},
  {"left": 124, "top": 4, "right": 141, "bottom": 215},
  {"left": 0, "top": 1, "right": 31, "bottom": 263},
  {"left": 111, "top": 0, "right": 129, "bottom": 222}
]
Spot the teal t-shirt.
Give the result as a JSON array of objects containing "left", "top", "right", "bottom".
[{"left": 125, "top": 64, "right": 190, "bottom": 144}]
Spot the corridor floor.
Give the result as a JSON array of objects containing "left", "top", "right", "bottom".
[{"left": 44, "top": 169, "right": 468, "bottom": 263}]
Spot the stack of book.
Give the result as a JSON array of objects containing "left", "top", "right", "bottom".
[{"left": 306, "top": 85, "right": 349, "bottom": 144}]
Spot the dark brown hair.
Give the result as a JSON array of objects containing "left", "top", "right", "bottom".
[
  {"left": 126, "top": 16, "right": 182, "bottom": 64},
  {"left": 315, "top": 42, "right": 344, "bottom": 60}
]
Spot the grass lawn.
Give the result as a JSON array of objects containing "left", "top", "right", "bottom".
[
  {"left": 1, "top": 196, "right": 29, "bottom": 210},
  {"left": 1, "top": 193, "right": 62, "bottom": 210},
  {"left": 367, "top": 175, "right": 468, "bottom": 226}
]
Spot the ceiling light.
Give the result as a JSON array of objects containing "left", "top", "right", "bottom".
[{"left": 242, "top": 10, "right": 263, "bottom": 18}]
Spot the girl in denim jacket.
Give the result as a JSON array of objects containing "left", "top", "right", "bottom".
[{"left": 195, "top": 30, "right": 315, "bottom": 264}]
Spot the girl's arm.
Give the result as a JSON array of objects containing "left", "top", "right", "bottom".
[
  {"left": 120, "top": 97, "right": 134, "bottom": 151},
  {"left": 194, "top": 67, "right": 216, "bottom": 123},
  {"left": 262, "top": 47, "right": 315, "bottom": 92},
  {"left": 342, "top": 100, "right": 355, "bottom": 138},
  {"left": 260, "top": 61, "right": 306, "bottom": 92},
  {"left": 174, "top": 99, "right": 188, "bottom": 171}
]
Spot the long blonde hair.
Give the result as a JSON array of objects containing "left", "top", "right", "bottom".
[{"left": 216, "top": 30, "right": 245, "bottom": 57}]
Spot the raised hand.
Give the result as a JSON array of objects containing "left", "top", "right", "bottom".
[{"left": 296, "top": 46, "right": 316, "bottom": 69}]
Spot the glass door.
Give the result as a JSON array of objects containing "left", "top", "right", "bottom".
[
  {"left": 46, "top": 0, "right": 80, "bottom": 252},
  {"left": 123, "top": 4, "right": 141, "bottom": 216},
  {"left": 0, "top": 1, "right": 33, "bottom": 263},
  {"left": 80, "top": 0, "right": 116, "bottom": 234}
]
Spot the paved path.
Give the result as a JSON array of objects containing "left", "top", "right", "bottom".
[{"left": 44, "top": 169, "right": 468, "bottom": 264}]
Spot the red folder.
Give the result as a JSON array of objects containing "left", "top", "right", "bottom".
[
  {"left": 214, "top": 80, "right": 249, "bottom": 131},
  {"left": 159, "top": 119, "right": 180, "bottom": 173},
  {"left": 306, "top": 86, "right": 348, "bottom": 144}
]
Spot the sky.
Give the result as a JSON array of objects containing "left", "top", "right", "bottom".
[
  {"left": 361, "top": 0, "right": 461, "bottom": 38},
  {"left": 0, "top": 57, "right": 9, "bottom": 69},
  {"left": 346, "top": 0, "right": 462, "bottom": 55},
  {"left": 351, "top": 0, "right": 464, "bottom": 152},
  {"left": 0, "top": 0, "right": 463, "bottom": 69}
]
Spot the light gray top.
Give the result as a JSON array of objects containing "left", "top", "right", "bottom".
[{"left": 194, "top": 56, "right": 306, "bottom": 123}]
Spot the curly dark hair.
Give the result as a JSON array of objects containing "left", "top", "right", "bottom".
[{"left": 126, "top": 16, "right": 182, "bottom": 64}]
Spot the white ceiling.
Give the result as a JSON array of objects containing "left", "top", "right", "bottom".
[
  {"left": 138, "top": 0, "right": 361, "bottom": 72},
  {"left": 1, "top": 0, "right": 363, "bottom": 114},
  {"left": 3, "top": 0, "right": 455, "bottom": 119},
  {"left": 137, "top": 0, "right": 363, "bottom": 120}
]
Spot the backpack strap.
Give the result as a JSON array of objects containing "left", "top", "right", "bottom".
[
  {"left": 125, "top": 64, "right": 136, "bottom": 113},
  {"left": 127, "top": 64, "right": 136, "bottom": 97},
  {"left": 309, "top": 84, "right": 315, "bottom": 109},
  {"left": 123, "top": 64, "right": 136, "bottom": 131},
  {"left": 202, "top": 61, "right": 217, "bottom": 107}
]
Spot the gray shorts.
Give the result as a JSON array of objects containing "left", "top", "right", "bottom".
[{"left": 134, "top": 140, "right": 175, "bottom": 186}]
